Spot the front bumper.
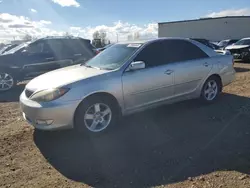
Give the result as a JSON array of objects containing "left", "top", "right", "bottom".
[
  {"left": 20, "top": 91, "right": 81, "bottom": 131},
  {"left": 229, "top": 50, "right": 250, "bottom": 61}
]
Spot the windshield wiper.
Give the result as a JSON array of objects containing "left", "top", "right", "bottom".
[
  {"left": 83, "top": 64, "right": 93, "bottom": 68},
  {"left": 100, "top": 67, "right": 114, "bottom": 70},
  {"left": 82, "top": 64, "right": 113, "bottom": 70},
  {"left": 83, "top": 64, "right": 102, "bottom": 70}
]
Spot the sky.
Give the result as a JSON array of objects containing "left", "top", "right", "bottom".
[{"left": 0, "top": 0, "right": 250, "bottom": 43}]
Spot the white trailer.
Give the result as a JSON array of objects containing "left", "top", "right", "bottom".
[{"left": 158, "top": 16, "right": 250, "bottom": 41}]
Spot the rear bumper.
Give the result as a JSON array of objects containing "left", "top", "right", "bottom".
[
  {"left": 221, "top": 69, "right": 235, "bottom": 87},
  {"left": 20, "top": 91, "right": 81, "bottom": 131}
]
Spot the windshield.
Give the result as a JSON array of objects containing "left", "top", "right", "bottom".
[
  {"left": 234, "top": 39, "right": 250, "bottom": 45},
  {"left": 4, "top": 42, "right": 30, "bottom": 54},
  {"left": 84, "top": 43, "right": 141, "bottom": 70},
  {"left": 209, "top": 42, "right": 219, "bottom": 50},
  {"left": 0, "top": 46, "right": 10, "bottom": 54}
]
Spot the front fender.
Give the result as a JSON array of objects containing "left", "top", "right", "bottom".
[{"left": 0, "top": 66, "right": 23, "bottom": 80}]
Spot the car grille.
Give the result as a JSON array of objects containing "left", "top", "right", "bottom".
[{"left": 25, "top": 89, "right": 34, "bottom": 98}]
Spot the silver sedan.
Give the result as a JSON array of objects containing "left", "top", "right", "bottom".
[{"left": 20, "top": 38, "right": 235, "bottom": 134}]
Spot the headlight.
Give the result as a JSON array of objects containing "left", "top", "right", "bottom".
[{"left": 30, "top": 88, "right": 70, "bottom": 102}]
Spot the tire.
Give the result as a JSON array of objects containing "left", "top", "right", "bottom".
[
  {"left": 200, "top": 76, "right": 221, "bottom": 103},
  {"left": 74, "top": 95, "right": 119, "bottom": 135},
  {"left": 0, "top": 71, "right": 17, "bottom": 92}
]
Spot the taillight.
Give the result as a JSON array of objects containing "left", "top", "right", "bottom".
[{"left": 95, "top": 50, "right": 100, "bottom": 55}]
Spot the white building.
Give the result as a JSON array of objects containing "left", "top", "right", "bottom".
[{"left": 158, "top": 16, "right": 250, "bottom": 41}]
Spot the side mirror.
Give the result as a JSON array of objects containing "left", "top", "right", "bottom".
[{"left": 128, "top": 61, "right": 145, "bottom": 71}]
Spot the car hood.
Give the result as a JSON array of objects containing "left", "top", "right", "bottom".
[
  {"left": 26, "top": 64, "right": 110, "bottom": 91},
  {"left": 225, "top": 45, "right": 250, "bottom": 50}
]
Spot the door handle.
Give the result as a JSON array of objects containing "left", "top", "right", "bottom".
[
  {"left": 203, "top": 62, "right": 209, "bottom": 67},
  {"left": 46, "top": 57, "right": 54, "bottom": 60},
  {"left": 74, "top": 54, "right": 82, "bottom": 56},
  {"left": 164, "top": 70, "right": 174, "bottom": 75}
]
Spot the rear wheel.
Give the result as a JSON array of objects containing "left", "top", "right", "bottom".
[
  {"left": 200, "top": 76, "right": 221, "bottom": 103},
  {"left": 74, "top": 96, "right": 119, "bottom": 134},
  {"left": 0, "top": 72, "right": 16, "bottom": 92}
]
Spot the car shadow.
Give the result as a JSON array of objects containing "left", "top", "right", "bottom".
[
  {"left": 33, "top": 93, "right": 250, "bottom": 188},
  {"left": 234, "top": 67, "right": 250, "bottom": 73},
  {"left": 0, "top": 83, "right": 26, "bottom": 102}
]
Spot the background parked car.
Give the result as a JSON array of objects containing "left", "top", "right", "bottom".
[
  {"left": 0, "top": 44, "right": 18, "bottom": 55},
  {"left": 225, "top": 37, "right": 250, "bottom": 62},
  {"left": 20, "top": 38, "right": 235, "bottom": 134},
  {"left": 192, "top": 38, "right": 230, "bottom": 55},
  {"left": 191, "top": 38, "right": 220, "bottom": 50},
  {"left": 0, "top": 36, "right": 96, "bottom": 91},
  {"left": 217, "top": 39, "right": 239, "bottom": 49},
  {"left": 96, "top": 43, "right": 114, "bottom": 53},
  {"left": 214, "top": 49, "right": 231, "bottom": 55}
]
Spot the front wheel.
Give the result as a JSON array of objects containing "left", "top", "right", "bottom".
[
  {"left": 74, "top": 96, "right": 119, "bottom": 134},
  {"left": 0, "top": 72, "right": 16, "bottom": 92},
  {"left": 200, "top": 76, "right": 221, "bottom": 103}
]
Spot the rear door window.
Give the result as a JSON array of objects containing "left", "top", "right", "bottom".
[
  {"left": 46, "top": 39, "right": 66, "bottom": 59},
  {"left": 66, "top": 39, "right": 95, "bottom": 57},
  {"left": 165, "top": 39, "right": 208, "bottom": 62}
]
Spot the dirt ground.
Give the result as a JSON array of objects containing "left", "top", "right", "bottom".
[{"left": 0, "top": 63, "right": 250, "bottom": 188}]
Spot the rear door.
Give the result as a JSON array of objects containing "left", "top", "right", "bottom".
[
  {"left": 169, "top": 40, "right": 212, "bottom": 97},
  {"left": 66, "top": 39, "right": 95, "bottom": 65},
  {"left": 45, "top": 39, "right": 75, "bottom": 69}
]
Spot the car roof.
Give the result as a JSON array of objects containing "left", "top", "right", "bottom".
[
  {"left": 240, "top": 37, "right": 250, "bottom": 40},
  {"left": 118, "top": 37, "right": 194, "bottom": 45},
  {"left": 191, "top": 38, "right": 208, "bottom": 41},
  {"left": 34, "top": 36, "right": 91, "bottom": 43},
  {"left": 222, "top": 39, "right": 239, "bottom": 41}
]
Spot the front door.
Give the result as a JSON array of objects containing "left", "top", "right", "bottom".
[
  {"left": 122, "top": 41, "right": 175, "bottom": 111},
  {"left": 20, "top": 40, "right": 56, "bottom": 78}
]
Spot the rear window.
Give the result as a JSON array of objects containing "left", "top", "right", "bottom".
[{"left": 234, "top": 39, "right": 250, "bottom": 45}]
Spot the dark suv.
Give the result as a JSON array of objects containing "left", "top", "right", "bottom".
[{"left": 0, "top": 36, "right": 96, "bottom": 91}]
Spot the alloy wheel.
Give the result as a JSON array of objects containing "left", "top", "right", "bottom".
[
  {"left": 204, "top": 80, "right": 218, "bottom": 101},
  {"left": 0, "top": 73, "right": 14, "bottom": 91},
  {"left": 84, "top": 103, "right": 112, "bottom": 132}
]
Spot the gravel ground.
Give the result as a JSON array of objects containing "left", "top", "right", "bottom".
[{"left": 0, "top": 63, "right": 250, "bottom": 188}]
